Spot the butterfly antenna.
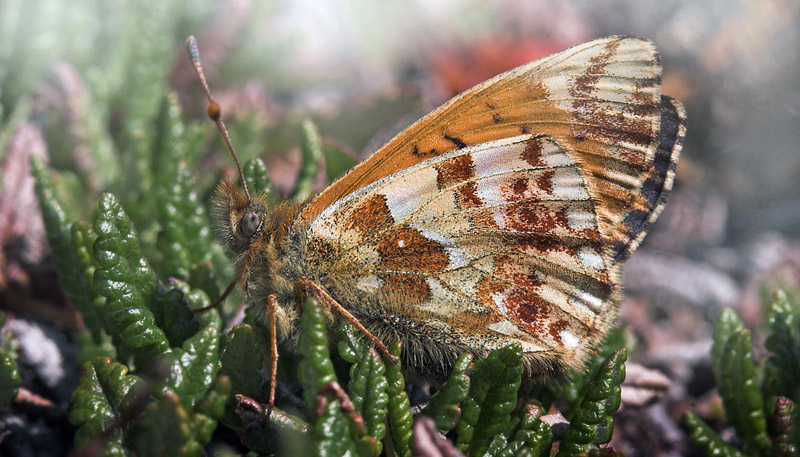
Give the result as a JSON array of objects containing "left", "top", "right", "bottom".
[{"left": 186, "top": 35, "right": 251, "bottom": 201}]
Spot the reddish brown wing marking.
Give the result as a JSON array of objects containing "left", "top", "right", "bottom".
[
  {"left": 306, "top": 134, "right": 615, "bottom": 362},
  {"left": 297, "top": 36, "right": 684, "bottom": 270}
]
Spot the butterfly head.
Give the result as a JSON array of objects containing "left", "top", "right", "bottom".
[{"left": 213, "top": 180, "right": 271, "bottom": 254}]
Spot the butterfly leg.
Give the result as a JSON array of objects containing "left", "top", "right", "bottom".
[
  {"left": 266, "top": 294, "right": 279, "bottom": 423},
  {"left": 298, "top": 277, "right": 397, "bottom": 363}
]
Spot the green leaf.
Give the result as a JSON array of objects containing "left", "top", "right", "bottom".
[
  {"left": 151, "top": 286, "right": 201, "bottom": 348},
  {"left": 92, "top": 193, "right": 168, "bottom": 366},
  {"left": 290, "top": 119, "right": 323, "bottom": 202},
  {"left": 70, "top": 357, "right": 149, "bottom": 455},
  {"left": 130, "top": 393, "right": 189, "bottom": 457},
  {"left": 243, "top": 157, "right": 277, "bottom": 206},
  {"left": 312, "top": 396, "right": 360, "bottom": 457},
  {"left": 323, "top": 140, "right": 357, "bottom": 182},
  {"left": 557, "top": 348, "right": 627, "bottom": 456},
  {"left": 155, "top": 161, "right": 212, "bottom": 280},
  {"left": 455, "top": 344, "right": 523, "bottom": 457},
  {"left": 495, "top": 402, "right": 551, "bottom": 457},
  {"left": 297, "top": 298, "right": 337, "bottom": 410},
  {"left": 424, "top": 352, "right": 473, "bottom": 433},
  {"left": 31, "top": 156, "right": 105, "bottom": 342},
  {"left": 0, "top": 346, "right": 20, "bottom": 407},
  {"left": 711, "top": 308, "right": 745, "bottom": 384},
  {"left": 158, "top": 322, "right": 220, "bottom": 412},
  {"left": 683, "top": 411, "right": 745, "bottom": 457},
  {"left": 187, "top": 375, "right": 231, "bottom": 456},
  {"left": 771, "top": 397, "right": 797, "bottom": 457},
  {"left": 221, "top": 324, "right": 264, "bottom": 400},
  {"left": 561, "top": 326, "right": 636, "bottom": 412},
  {"left": 384, "top": 342, "right": 412, "bottom": 457},
  {"left": 347, "top": 344, "right": 388, "bottom": 453},
  {"left": 718, "top": 329, "right": 770, "bottom": 456},
  {"left": 763, "top": 290, "right": 800, "bottom": 400}
]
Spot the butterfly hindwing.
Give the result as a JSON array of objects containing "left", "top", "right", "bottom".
[{"left": 305, "top": 134, "right": 616, "bottom": 372}]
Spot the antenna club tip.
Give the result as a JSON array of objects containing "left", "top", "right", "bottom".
[{"left": 207, "top": 101, "right": 222, "bottom": 121}]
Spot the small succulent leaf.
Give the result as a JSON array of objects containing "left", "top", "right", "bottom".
[
  {"left": 323, "top": 140, "right": 357, "bottom": 183},
  {"left": 70, "top": 357, "right": 148, "bottom": 454},
  {"left": 455, "top": 344, "right": 523, "bottom": 457},
  {"left": 297, "top": 298, "right": 337, "bottom": 411},
  {"left": 151, "top": 286, "right": 201, "bottom": 347},
  {"left": 187, "top": 375, "right": 231, "bottom": 455},
  {"left": 220, "top": 324, "right": 264, "bottom": 399},
  {"left": 771, "top": 396, "right": 797, "bottom": 457},
  {"left": 312, "top": 397, "right": 360, "bottom": 457},
  {"left": 187, "top": 262, "right": 221, "bottom": 305},
  {"left": 384, "top": 342, "right": 412, "bottom": 457},
  {"left": 355, "top": 348, "right": 388, "bottom": 452},
  {"left": 712, "top": 308, "right": 745, "bottom": 384},
  {"left": 424, "top": 352, "right": 473, "bottom": 433},
  {"left": 290, "top": 119, "right": 323, "bottom": 202},
  {"left": 92, "top": 193, "right": 167, "bottom": 366},
  {"left": 683, "top": 411, "right": 746, "bottom": 457},
  {"left": 718, "top": 329, "right": 771, "bottom": 456},
  {"left": 0, "top": 347, "right": 20, "bottom": 407},
  {"left": 243, "top": 157, "right": 277, "bottom": 206},
  {"left": 130, "top": 393, "right": 189, "bottom": 457},
  {"left": 31, "top": 156, "right": 105, "bottom": 341},
  {"left": 158, "top": 322, "right": 220, "bottom": 412},
  {"left": 561, "top": 326, "right": 635, "bottom": 412},
  {"left": 763, "top": 290, "right": 800, "bottom": 400},
  {"left": 556, "top": 348, "right": 627, "bottom": 457}
]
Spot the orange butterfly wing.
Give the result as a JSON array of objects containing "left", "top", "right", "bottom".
[{"left": 298, "top": 36, "right": 685, "bottom": 266}]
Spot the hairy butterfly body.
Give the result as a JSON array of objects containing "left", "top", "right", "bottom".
[{"left": 204, "top": 36, "right": 686, "bottom": 382}]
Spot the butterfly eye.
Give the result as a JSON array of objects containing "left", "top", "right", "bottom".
[{"left": 240, "top": 211, "right": 260, "bottom": 238}]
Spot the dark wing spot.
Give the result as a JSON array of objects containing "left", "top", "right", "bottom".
[{"left": 443, "top": 134, "right": 467, "bottom": 149}]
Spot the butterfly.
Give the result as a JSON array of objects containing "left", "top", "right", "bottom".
[{"left": 188, "top": 35, "right": 685, "bottom": 414}]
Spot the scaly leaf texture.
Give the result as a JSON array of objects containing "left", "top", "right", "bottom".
[
  {"left": 763, "top": 290, "right": 800, "bottom": 401},
  {"left": 297, "top": 298, "right": 338, "bottom": 411},
  {"left": 556, "top": 348, "right": 627, "bottom": 457},
  {"left": 424, "top": 352, "right": 474, "bottom": 433},
  {"left": 683, "top": 411, "right": 745, "bottom": 457},
  {"left": 290, "top": 119, "right": 323, "bottom": 202},
  {"left": 113, "top": 1, "right": 182, "bottom": 226},
  {"left": 152, "top": 94, "right": 212, "bottom": 280},
  {"left": 718, "top": 329, "right": 771, "bottom": 457},
  {"left": 339, "top": 327, "right": 388, "bottom": 454},
  {"left": 0, "top": 346, "right": 20, "bottom": 407},
  {"left": 151, "top": 286, "right": 201, "bottom": 348},
  {"left": 455, "top": 344, "right": 523, "bottom": 457},
  {"left": 711, "top": 308, "right": 745, "bottom": 384},
  {"left": 771, "top": 396, "right": 797, "bottom": 457},
  {"left": 130, "top": 393, "right": 189, "bottom": 457},
  {"left": 220, "top": 325, "right": 264, "bottom": 400},
  {"left": 31, "top": 156, "right": 105, "bottom": 342},
  {"left": 188, "top": 375, "right": 232, "bottom": 457},
  {"left": 312, "top": 397, "right": 360, "bottom": 457},
  {"left": 494, "top": 402, "right": 551, "bottom": 457},
  {"left": 158, "top": 322, "right": 220, "bottom": 413},
  {"left": 70, "top": 357, "right": 148, "bottom": 455},
  {"left": 384, "top": 342, "right": 412, "bottom": 457},
  {"left": 562, "top": 326, "right": 635, "bottom": 413},
  {"left": 243, "top": 157, "right": 277, "bottom": 206},
  {"left": 92, "top": 193, "right": 168, "bottom": 366}
]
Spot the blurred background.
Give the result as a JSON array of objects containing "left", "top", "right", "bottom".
[{"left": 0, "top": 0, "right": 798, "bottom": 455}]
